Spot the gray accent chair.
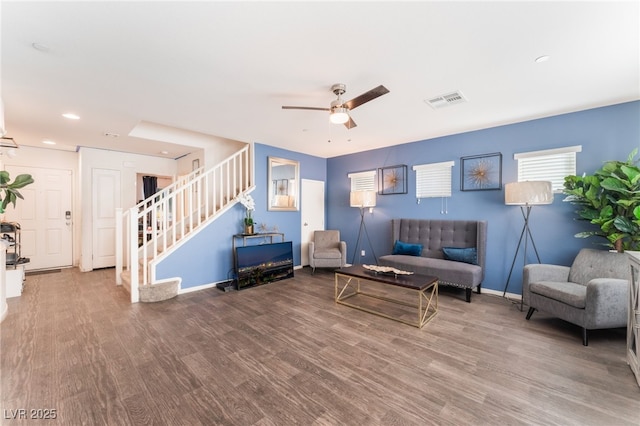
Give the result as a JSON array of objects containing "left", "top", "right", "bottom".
[
  {"left": 308, "top": 230, "right": 347, "bottom": 274},
  {"left": 524, "top": 248, "right": 630, "bottom": 346}
]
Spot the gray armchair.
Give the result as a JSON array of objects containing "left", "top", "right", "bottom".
[
  {"left": 524, "top": 248, "right": 630, "bottom": 346},
  {"left": 309, "top": 230, "right": 347, "bottom": 274}
]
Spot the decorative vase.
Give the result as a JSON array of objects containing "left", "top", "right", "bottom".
[{"left": 244, "top": 224, "right": 254, "bottom": 235}]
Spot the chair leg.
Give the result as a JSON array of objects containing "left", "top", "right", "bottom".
[
  {"left": 311, "top": 266, "right": 315, "bottom": 275},
  {"left": 526, "top": 307, "right": 536, "bottom": 320},
  {"left": 476, "top": 283, "right": 481, "bottom": 294},
  {"left": 582, "top": 328, "right": 588, "bottom": 346},
  {"left": 465, "top": 288, "right": 472, "bottom": 303}
]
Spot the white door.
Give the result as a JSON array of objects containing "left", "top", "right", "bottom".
[
  {"left": 4, "top": 166, "right": 73, "bottom": 270},
  {"left": 301, "top": 179, "right": 325, "bottom": 266},
  {"left": 92, "top": 168, "right": 121, "bottom": 269}
]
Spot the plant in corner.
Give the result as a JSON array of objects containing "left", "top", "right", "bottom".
[
  {"left": 0, "top": 171, "right": 34, "bottom": 214},
  {"left": 563, "top": 149, "right": 640, "bottom": 252}
]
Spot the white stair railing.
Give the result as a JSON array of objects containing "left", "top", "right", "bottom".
[{"left": 115, "top": 145, "right": 253, "bottom": 302}]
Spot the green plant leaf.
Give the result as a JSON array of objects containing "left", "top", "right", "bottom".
[
  {"left": 599, "top": 204, "right": 614, "bottom": 219},
  {"left": 614, "top": 216, "right": 638, "bottom": 233},
  {"left": 600, "top": 176, "right": 630, "bottom": 193},
  {"left": 620, "top": 165, "right": 640, "bottom": 182},
  {"left": 9, "top": 174, "right": 35, "bottom": 189},
  {"left": 575, "top": 231, "right": 598, "bottom": 239},
  {"left": 0, "top": 171, "right": 10, "bottom": 185},
  {"left": 0, "top": 173, "right": 34, "bottom": 212}
]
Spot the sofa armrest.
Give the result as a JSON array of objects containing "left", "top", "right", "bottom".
[
  {"left": 339, "top": 241, "right": 347, "bottom": 266},
  {"left": 308, "top": 241, "right": 315, "bottom": 265},
  {"left": 523, "top": 264, "right": 570, "bottom": 284},
  {"left": 523, "top": 264, "right": 570, "bottom": 306},
  {"left": 584, "top": 278, "right": 629, "bottom": 328}
]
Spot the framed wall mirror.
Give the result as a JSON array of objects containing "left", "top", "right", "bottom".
[{"left": 268, "top": 156, "right": 299, "bottom": 211}]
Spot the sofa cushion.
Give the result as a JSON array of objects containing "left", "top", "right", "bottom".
[
  {"left": 392, "top": 240, "right": 423, "bottom": 256},
  {"left": 313, "top": 248, "right": 342, "bottom": 259},
  {"left": 529, "top": 281, "right": 586, "bottom": 309},
  {"left": 379, "top": 255, "right": 483, "bottom": 287},
  {"left": 442, "top": 247, "right": 477, "bottom": 265},
  {"left": 568, "top": 248, "right": 629, "bottom": 285}
]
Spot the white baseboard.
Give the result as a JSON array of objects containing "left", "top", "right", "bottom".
[
  {"left": 482, "top": 287, "right": 522, "bottom": 301},
  {"left": 178, "top": 281, "right": 221, "bottom": 294}
]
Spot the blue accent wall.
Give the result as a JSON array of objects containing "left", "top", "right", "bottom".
[
  {"left": 327, "top": 101, "right": 640, "bottom": 295},
  {"left": 157, "top": 101, "right": 639, "bottom": 294},
  {"left": 157, "top": 143, "right": 327, "bottom": 289}
]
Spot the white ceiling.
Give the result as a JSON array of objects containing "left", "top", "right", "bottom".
[{"left": 2, "top": 1, "right": 639, "bottom": 159}]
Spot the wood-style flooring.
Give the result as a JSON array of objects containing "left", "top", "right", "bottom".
[{"left": 1, "top": 267, "right": 638, "bottom": 425}]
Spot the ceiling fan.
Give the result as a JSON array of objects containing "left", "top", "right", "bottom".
[{"left": 282, "top": 83, "right": 389, "bottom": 129}]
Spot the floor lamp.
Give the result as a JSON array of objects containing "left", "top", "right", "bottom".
[
  {"left": 502, "top": 181, "right": 553, "bottom": 310},
  {"left": 350, "top": 190, "right": 377, "bottom": 265}
]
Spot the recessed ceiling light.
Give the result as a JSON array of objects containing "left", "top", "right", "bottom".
[
  {"left": 535, "top": 55, "right": 550, "bottom": 63},
  {"left": 62, "top": 113, "right": 80, "bottom": 120},
  {"left": 42, "top": 140, "right": 56, "bottom": 145},
  {"left": 32, "top": 42, "right": 50, "bottom": 52},
  {"left": 160, "top": 150, "right": 169, "bottom": 155}
]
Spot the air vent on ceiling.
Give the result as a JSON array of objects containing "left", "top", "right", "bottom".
[{"left": 425, "top": 91, "right": 466, "bottom": 109}]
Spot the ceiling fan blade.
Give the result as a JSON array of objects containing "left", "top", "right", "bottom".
[
  {"left": 344, "top": 116, "right": 357, "bottom": 129},
  {"left": 344, "top": 85, "right": 389, "bottom": 110},
  {"left": 282, "top": 106, "right": 330, "bottom": 111}
]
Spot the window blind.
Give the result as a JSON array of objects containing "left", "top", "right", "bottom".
[
  {"left": 348, "top": 170, "right": 376, "bottom": 192},
  {"left": 514, "top": 145, "right": 581, "bottom": 192},
  {"left": 412, "top": 161, "right": 454, "bottom": 198}
]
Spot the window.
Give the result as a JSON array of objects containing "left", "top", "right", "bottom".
[
  {"left": 348, "top": 170, "right": 376, "bottom": 192},
  {"left": 412, "top": 161, "right": 454, "bottom": 199},
  {"left": 514, "top": 145, "right": 581, "bottom": 192}
]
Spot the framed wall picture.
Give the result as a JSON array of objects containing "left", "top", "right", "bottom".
[
  {"left": 379, "top": 165, "right": 407, "bottom": 195},
  {"left": 460, "top": 152, "right": 502, "bottom": 191}
]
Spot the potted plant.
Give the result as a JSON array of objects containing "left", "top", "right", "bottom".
[
  {"left": 563, "top": 149, "right": 640, "bottom": 252},
  {"left": 0, "top": 171, "right": 34, "bottom": 214},
  {"left": 236, "top": 193, "right": 256, "bottom": 235}
]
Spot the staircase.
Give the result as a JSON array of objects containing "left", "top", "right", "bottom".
[{"left": 115, "top": 144, "right": 253, "bottom": 303}]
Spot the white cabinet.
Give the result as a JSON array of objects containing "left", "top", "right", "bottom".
[
  {"left": 626, "top": 251, "right": 640, "bottom": 388},
  {"left": 6, "top": 265, "right": 25, "bottom": 298}
]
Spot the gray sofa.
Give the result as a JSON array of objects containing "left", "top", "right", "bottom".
[
  {"left": 379, "top": 219, "right": 488, "bottom": 302},
  {"left": 523, "top": 248, "right": 630, "bottom": 345}
]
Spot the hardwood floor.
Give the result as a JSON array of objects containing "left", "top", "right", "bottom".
[{"left": 1, "top": 267, "right": 638, "bottom": 425}]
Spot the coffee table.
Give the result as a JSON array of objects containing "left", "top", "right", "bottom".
[{"left": 334, "top": 265, "right": 438, "bottom": 328}]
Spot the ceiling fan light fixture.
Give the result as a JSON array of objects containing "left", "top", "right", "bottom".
[{"left": 330, "top": 107, "right": 349, "bottom": 124}]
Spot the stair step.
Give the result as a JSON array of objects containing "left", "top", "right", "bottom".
[
  {"left": 139, "top": 279, "right": 180, "bottom": 303},
  {"left": 121, "top": 270, "right": 144, "bottom": 288},
  {"left": 120, "top": 271, "right": 179, "bottom": 302}
]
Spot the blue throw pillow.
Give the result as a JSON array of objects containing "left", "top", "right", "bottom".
[
  {"left": 392, "top": 240, "right": 423, "bottom": 256},
  {"left": 442, "top": 247, "right": 478, "bottom": 265}
]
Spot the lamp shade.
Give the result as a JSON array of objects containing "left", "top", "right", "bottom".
[
  {"left": 350, "top": 190, "right": 376, "bottom": 208},
  {"left": 505, "top": 181, "right": 553, "bottom": 205}
]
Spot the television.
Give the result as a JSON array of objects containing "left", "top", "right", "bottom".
[{"left": 235, "top": 241, "right": 294, "bottom": 290}]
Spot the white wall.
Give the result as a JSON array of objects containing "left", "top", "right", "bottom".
[
  {"left": 1, "top": 146, "right": 81, "bottom": 266},
  {"left": 177, "top": 149, "right": 204, "bottom": 177},
  {"left": 78, "top": 147, "right": 177, "bottom": 271},
  {"left": 0, "top": 142, "right": 244, "bottom": 273}
]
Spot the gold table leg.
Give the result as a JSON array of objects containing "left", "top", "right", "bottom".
[{"left": 334, "top": 272, "right": 438, "bottom": 328}]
